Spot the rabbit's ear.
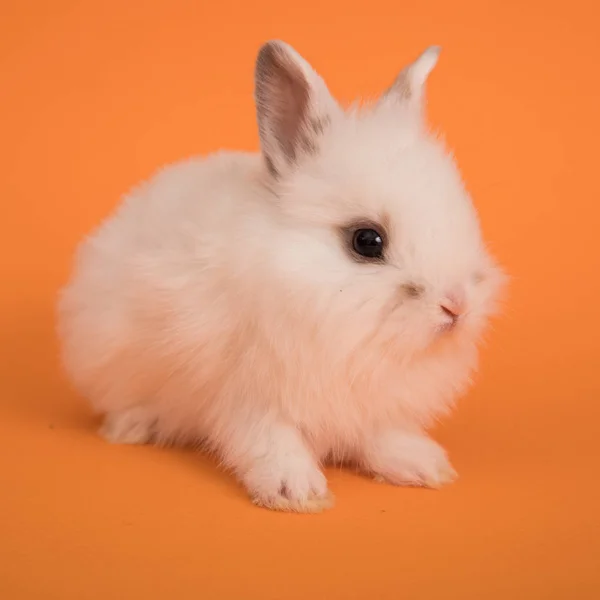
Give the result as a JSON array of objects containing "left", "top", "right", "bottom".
[
  {"left": 255, "top": 40, "right": 337, "bottom": 178},
  {"left": 380, "top": 46, "right": 441, "bottom": 115}
]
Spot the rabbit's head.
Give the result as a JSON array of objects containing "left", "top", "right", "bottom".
[{"left": 254, "top": 41, "right": 505, "bottom": 361}]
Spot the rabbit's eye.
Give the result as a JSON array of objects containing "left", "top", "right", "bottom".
[{"left": 352, "top": 228, "right": 384, "bottom": 259}]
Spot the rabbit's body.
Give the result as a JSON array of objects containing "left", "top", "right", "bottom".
[{"left": 58, "top": 42, "right": 504, "bottom": 512}]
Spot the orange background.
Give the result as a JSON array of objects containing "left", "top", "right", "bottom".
[{"left": 1, "top": 1, "right": 599, "bottom": 598}]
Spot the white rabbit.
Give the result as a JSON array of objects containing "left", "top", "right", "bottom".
[{"left": 57, "top": 41, "right": 505, "bottom": 512}]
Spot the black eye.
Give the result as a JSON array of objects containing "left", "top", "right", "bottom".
[{"left": 352, "top": 228, "right": 384, "bottom": 259}]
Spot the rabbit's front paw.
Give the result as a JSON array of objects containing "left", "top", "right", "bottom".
[
  {"left": 241, "top": 441, "right": 332, "bottom": 513},
  {"left": 365, "top": 431, "right": 457, "bottom": 489}
]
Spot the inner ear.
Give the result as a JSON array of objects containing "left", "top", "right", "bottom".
[
  {"left": 381, "top": 46, "right": 441, "bottom": 111},
  {"left": 255, "top": 41, "right": 332, "bottom": 177},
  {"left": 256, "top": 44, "right": 309, "bottom": 162}
]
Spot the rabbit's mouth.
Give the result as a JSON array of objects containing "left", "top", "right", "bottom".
[
  {"left": 436, "top": 320, "right": 458, "bottom": 335},
  {"left": 436, "top": 309, "right": 468, "bottom": 336}
]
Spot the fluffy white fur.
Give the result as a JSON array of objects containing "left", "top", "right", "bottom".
[{"left": 57, "top": 41, "right": 505, "bottom": 512}]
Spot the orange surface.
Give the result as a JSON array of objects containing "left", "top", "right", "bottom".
[{"left": 1, "top": 1, "right": 599, "bottom": 598}]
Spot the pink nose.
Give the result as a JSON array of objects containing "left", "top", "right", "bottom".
[{"left": 440, "top": 291, "right": 466, "bottom": 324}]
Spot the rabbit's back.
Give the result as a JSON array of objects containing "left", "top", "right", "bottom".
[{"left": 57, "top": 151, "right": 263, "bottom": 416}]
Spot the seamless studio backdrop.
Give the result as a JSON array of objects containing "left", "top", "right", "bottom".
[{"left": 1, "top": 1, "right": 599, "bottom": 599}]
